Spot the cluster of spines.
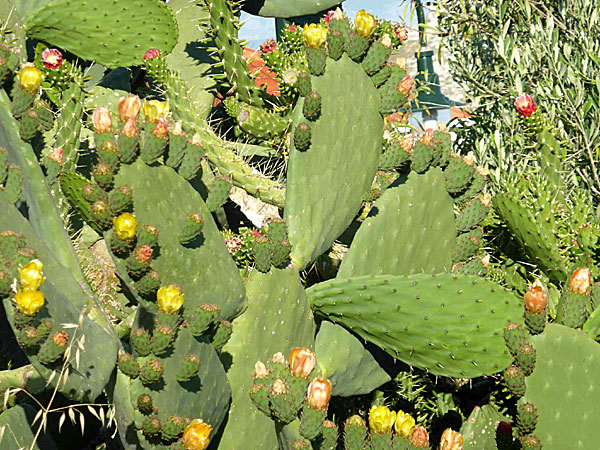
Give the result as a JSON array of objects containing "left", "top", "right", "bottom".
[{"left": 251, "top": 219, "right": 292, "bottom": 272}]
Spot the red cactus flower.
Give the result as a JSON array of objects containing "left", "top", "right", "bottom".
[
  {"left": 144, "top": 48, "right": 161, "bottom": 60},
  {"left": 251, "top": 230, "right": 263, "bottom": 239},
  {"left": 48, "top": 147, "right": 64, "bottom": 165},
  {"left": 42, "top": 48, "right": 63, "bottom": 70},
  {"left": 398, "top": 75, "right": 414, "bottom": 96},
  {"left": 287, "top": 24, "right": 298, "bottom": 32},
  {"left": 394, "top": 24, "right": 408, "bottom": 42},
  {"left": 259, "top": 39, "right": 277, "bottom": 54},
  {"left": 514, "top": 94, "right": 537, "bottom": 118},
  {"left": 324, "top": 10, "right": 336, "bottom": 25}
]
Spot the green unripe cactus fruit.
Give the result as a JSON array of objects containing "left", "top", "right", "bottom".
[
  {"left": 452, "top": 227, "right": 483, "bottom": 263},
  {"left": 378, "top": 138, "right": 411, "bottom": 170},
  {"left": 320, "top": 420, "right": 338, "bottom": 450},
  {"left": 298, "top": 71, "right": 312, "bottom": 97},
  {"left": 362, "top": 41, "right": 391, "bottom": 75},
  {"left": 294, "top": 122, "right": 312, "bottom": 151},
  {"left": 19, "top": 109, "right": 40, "bottom": 141},
  {"left": 141, "top": 415, "right": 161, "bottom": 439},
  {"left": 267, "top": 219, "right": 288, "bottom": 243},
  {"left": 330, "top": 17, "right": 351, "bottom": 40},
  {"left": 303, "top": 91, "right": 322, "bottom": 120},
  {"left": 271, "top": 239, "right": 292, "bottom": 268},
  {"left": 4, "top": 165, "right": 23, "bottom": 204},
  {"left": 369, "top": 432, "right": 392, "bottom": 450},
  {"left": 43, "top": 154, "right": 62, "bottom": 184},
  {"left": 250, "top": 382, "right": 271, "bottom": 416},
  {"left": 515, "top": 342, "right": 536, "bottom": 376},
  {"left": 327, "top": 30, "right": 345, "bottom": 60},
  {"left": 177, "top": 144, "right": 203, "bottom": 180},
  {"left": 17, "top": 326, "right": 41, "bottom": 349},
  {"left": 206, "top": 176, "right": 232, "bottom": 212},
  {"left": 176, "top": 353, "right": 201, "bottom": 382},
  {"left": 517, "top": 402, "right": 538, "bottom": 436},
  {"left": 452, "top": 257, "right": 489, "bottom": 277},
  {"left": 167, "top": 127, "right": 188, "bottom": 169},
  {"left": 117, "top": 352, "right": 140, "bottom": 378},
  {"left": 378, "top": 65, "right": 411, "bottom": 114},
  {"left": 371, "top": 64, "right": 391, "bottom": 87},
  {"left": 178, "top": 213, "right": 204, "bottom": 245},
  {"left": 139, "top": 358, "right": 164, "bottom": 385},
  {"left": 37, "top": 331, "right": 69, "bottom": 365},
  {"left": 137, "top": 393, "right": 154, "bottom": 414},
  {"left": 346, "top": 32, "right": 369, "bottom": 61},
  {"left": 524, "top": 308, "right": 547, "bottom": 335},
  {"left": 82, "top": 182, "right": 107, "bottom": 203},
  {"left": 13, "top": 309, "right": 36, "bottom": 329},
  {"left": 161, "top": 414, "right": 188, "bottom": 441},
  {"left": 520, "top": 435, "right": 542, "bottom": 450},
  {"left": 11, "top": 83, "right": 35, "bottom": 118},
  {"left": 253, "top": 234, "right": 272, "bottom": 273},
  {"left": 344, "top": 415, "right": 368, "bottom": 450},
  {"left": 125, "top": 245, "right": 153, "bottom": 279},
  {"left": 131, "top": 328, "right": 152, "bottom": 357},
  {"left": 410, "top": 139, "right": 434, "bottom": 173},
  {"left": 108, "top": 230, "right": 135, "bottom": 257},
  {"left": 36, "top": 319, "right": 52, "bottom": 341},
  {"left": 97, "top": 141, "right": 121, "bottom": 167},
  {"left": 445, "top": 156, "right": 476, "bottom": 194},
  {"left": 34, "top": 101, "right": 53, "bottom": 131},
  {"left": 0, "top": 147, "right": 7, "bottom": 185},
  {"left": 306, "top": 47, "right": 327, "bottom": 76},
  {"left": 299, "top": 404, "right": 327, "bottom": 440},
  {"left": 108, "top": 184, "right": 133, "bottom": 216},
  {"left": 140, "top": 127, "right": 168, "bottom": 164},
  {"left": 136, "top": 224, "right": 160, "bottom": 249},
  {"left": 0, "top": 230, "right": 26, "bottom": 258},
  {"left": 92, "top": 161, "right": 115, "bottom": 191},
  {"left": 212, "top": 320, "right": 232, "bottom": 351},
  {"left": 151, "top": 324, "right": 175, "bottom": 356},
  {"left": 291, "top": 439, "right": 312, "bottom": 449},
  {"left": 504, "top": 322, "right": 528, "bottom": 359},
  {"left": 432, "top": 129, "right": 452, "bottom": 167},
  {"left": 117, "top": 133, "right": 139, "bottom": 164},
  {"left": 457, "top": 169, "right": 486, "bottom": 203},
  {"left": 456, "top": 197, "right": 489, "bottom": 232},
  {"left": 558, "top": 290, "right": 588, "bottom": 328},
  {"left": 503, "top": 364, "right": 526, "bottom": 397},
  {"left": 156, "top": 310, "right": 181, "bottom": 329},
  {"left": 268, "top": 378, "right": 300, "bottom": 424},
  {"left": 134, "top": 270, "right": 161, "bottom": 298},
  {"left": 0, "top": 270, "right": 11, "bottom": 298},
  {"left": 185, "top": 303, "right": 220, "bottom": 336}
]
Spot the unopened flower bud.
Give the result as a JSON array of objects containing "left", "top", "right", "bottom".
[
  {"left": 398, "top": 75, "right": 414, "bottom": 96},
  {"left": 254, "top": 361, "right": 269, "bottom": 379},
  {"left": 524, "top": 283, "right": 548, "bottom": 313},
  {"left": 411, "top": 426, "right": 429, "bottom": 448},
  {"left": 440, "top": 428, "right": 464, "bottom": 450},
  {"left": 92, "top": 107, "right": 112, "bottom": 133},
  {"left": 119, "top": 95, "right": 141, "bottom": 122},
  {"left": 152, "top": 116, "right": 169, "bottom": 139},
  {"left": 307, "top": 377, "right": 332, "bottom": 410},
  {"left": 121, "top": 117, "right": 139, "bottom": 137},
  {"left": 570, "top": 267, "right": 591, "bottom": 295},
  {"left": 113, "top": 213, "right": 137, "bottom": 241},
  {"left": 289, "top": 347, "right": 316, "bottom": 378}
]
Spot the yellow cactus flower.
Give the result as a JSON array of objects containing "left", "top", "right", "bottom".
[
  {"left": 15, "top": 289, "right": 45, "bottom": 316},
  {"left": 355, "top": 10, "right": 377, "bottom": 38},
  {"left": 440, "top": 428, "right": 464, "bottom": 450},
  {"left": 18, "top": 65, "right": 43, "bottom": 93},
  {"left": 181, "top": 419, "right": 212, "bottom": 450},
  {"left": 303, "top": 24, "right": 328, "bottom": 49},
  {"left": 369, "top": 405, "right": 396, "bottom": 434},
  {"left": 394, "top": 410, "right": 416, "bottom": 438},
  {"left": 142, "top": 99, "right": 170, "bottom": 122},
  {"left": 157, "top": 284, "right": 184, "bottom": 314},
  {"left": 113, "top": 213, "right": 137, "bottom": 241},
  {"left": 18, "top": 259, "right": 45, "bottom": 291}
]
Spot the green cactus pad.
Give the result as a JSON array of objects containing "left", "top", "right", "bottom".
[
  {"left": 286, "top": 54, "right": 383, "bottom": 270},
  {"left": 461, "top": 405, "right": 509, "bottom": 450},
  {"left": 524, "top": 324, "right": 600, "bottom": 450},
  {"left": 493, "top": 193, "right": 567, "bottom": 283},
  {"left": 0, "top": 404, "right": 57, "bottom": 449},
  {"left": 339, "top": 169, "right": 455, "bottom": 277},
  {"left": 22, "top": 0, "right": 178, "bottom": 68},
  {"left": 315, "top": 321, "right": 390, "bottom": 397},
  {"left": 217, "top": 267, "right": 315, "bottom": 449},
  {"left": 112, "top": 159, "right": 245, "bottom": 320},
  {"left": 242, "top": 0, "right": 343, "bottom": 17},
  {"left": 308, "top": 273, "right": 521, "bottom": 377}
]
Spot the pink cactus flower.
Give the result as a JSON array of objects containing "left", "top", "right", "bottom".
[
  {"left": 287, "top": 24, "right": 298, "bottom": 32},
  {"left": 394, "top": 24, "right": 408, "bottom": 42},
  {"left": 324, "top": 10, "right": 336, "bottom": 25},
  {"left": 144, "top": 48, "right": 161, "bottom": 60},
  {"left": 514, "top": 94, "right": 537, "bottom": 118},
  {"left": 259, "top": 39, "right": 277, "bottom": 54},
  {"left": 48, "top": 147, "right": 63, "bottom": 165},
  {"left": 251, "top": 230, "right": 263, "bottom": 239},
  {"left": 225, "top": 236, "right": 242, "bottom": 254},
  {"left": 42, "top": 48, "right": 63, "bottom": 70}
]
